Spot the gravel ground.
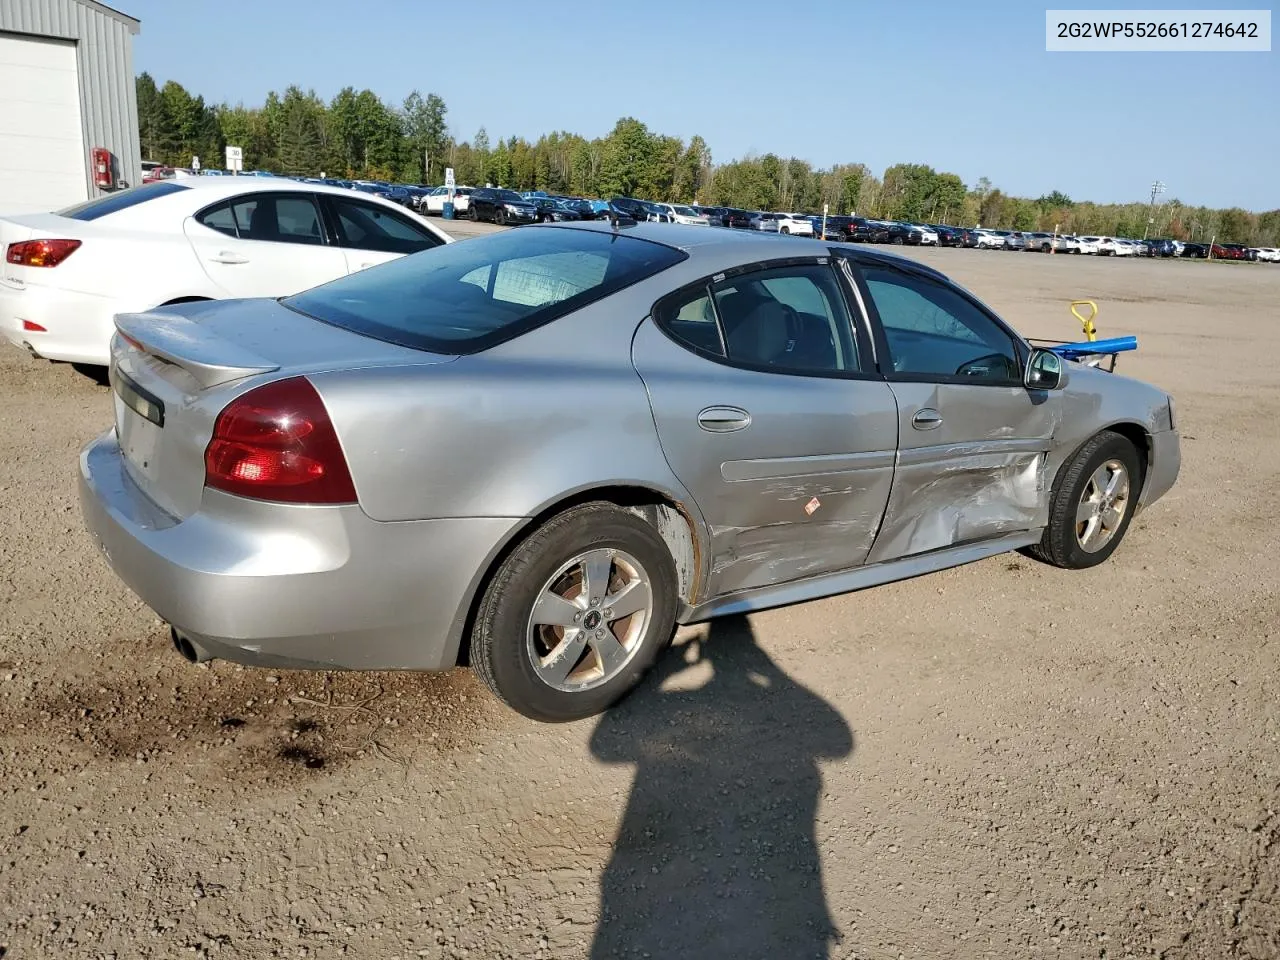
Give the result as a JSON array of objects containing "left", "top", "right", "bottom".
[{"left": 1, "top": 242, "right": 1277, "bottom": 960}]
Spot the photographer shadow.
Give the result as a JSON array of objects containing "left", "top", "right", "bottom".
[{"left": 589, "top": 615, "right": 855, "bottom": 959}]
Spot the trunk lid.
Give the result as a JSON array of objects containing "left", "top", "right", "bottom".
[{"left": 110, "top": 297, "right": 457, "bottom": 519}]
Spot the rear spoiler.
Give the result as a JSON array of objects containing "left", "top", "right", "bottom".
[{"left": 114, "top": 310, "right": 280, "bottom": 389}]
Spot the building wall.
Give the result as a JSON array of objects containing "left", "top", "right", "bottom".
[{"left": 0, "top": 0, "right": 140, "bottom": 197}]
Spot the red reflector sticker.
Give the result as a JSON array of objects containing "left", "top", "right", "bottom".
[{"left": 21, "top": 320, "right": 46, "bottom": 332}]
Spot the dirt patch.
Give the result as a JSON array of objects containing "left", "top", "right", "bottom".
[{"left": 2, "top": 630, "right": 497, "bottom": 784}]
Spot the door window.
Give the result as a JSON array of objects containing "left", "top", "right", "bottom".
[
  {"left": 655, "top": 264, "right": 859, "bottom": 374},
  {"left": 195, "top": 202, "right": 239, "bottom": 237},
  {"left": 327, "top": 197, "right": 445, "bottom": 255},
  {"left": 861, "top": 265, "right": 1020, "bottom": 384},
  {"left": 197, "top": 194, "right": 327, "bottom": 246}
]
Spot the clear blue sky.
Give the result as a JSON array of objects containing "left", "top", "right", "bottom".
[{"left": 121, "top": 0, "right": 1277, "bottom": 210}]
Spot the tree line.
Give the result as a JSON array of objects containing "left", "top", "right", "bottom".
[{"left": 135, "top": 74, "right": 1279, "bottom": 246}]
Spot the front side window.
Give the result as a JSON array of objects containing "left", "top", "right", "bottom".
[
  {"left": 284, "top": 227, "right": 686, "bottom": 354},
  {"left": 656, "top": 264, "right": 859, "bottom": 375},
  {"left": 861, "top": 264, "right": 1020, "bottom": 384},
  {"left": 327, "top": 197, "right": 444, "bottom": 254}
]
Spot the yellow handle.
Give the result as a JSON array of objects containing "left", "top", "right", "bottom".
[{"left": 1070, "top": 300, "right": 1098, "bottom": 342}]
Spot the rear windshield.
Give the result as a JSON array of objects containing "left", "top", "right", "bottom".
[
  {"left": 283, "top": 226, "right": 688, "bottom": 354},
  {"left": 56, "top": 180, "right": 189, "bottom": 221}
]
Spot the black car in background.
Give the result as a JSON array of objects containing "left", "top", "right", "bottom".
[
  {"left": 848, "top": 217, "right": 890, "bottom": 242},
  {"left": 609, "top": 196, "right": 660, "bottom": 222},
  {"left": 531, "top": 198, "right": 582, "bottom": 222},
  {"left": 809, "top": 215, "right": 849, "bottom": 240},
  {"left": 1180, "top": 242, "right": 1208, "bottom": 258},
  {"left": 555, "top": 198, "right": 599, "bottom": 219},
  {"left": 885, "top": 221, "right": 924, "bottom": 244},
  {"left": 722, "top": 207, "right": 753, "bottom": 229},
  {"left": 936, "top": 225, "right": 970, "bottom": 246},
  {"left": 468, "top": 187, "right": 539, "bottom": 225}
]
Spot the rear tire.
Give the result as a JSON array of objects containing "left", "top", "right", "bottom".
[
  {"left": 470, "top": 502, "right": 679, "bottom": 723},
  {"left": 469, "top": 204, "right": 478, "bottom": 221},
  {"left": 1026, "top": 431, "right": 1142, "bottom": 570}
]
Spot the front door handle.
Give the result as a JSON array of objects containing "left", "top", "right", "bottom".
[
  {"left": 697, "top": 406, "right": 751, "bottom": 433},
  {"left": 210, "top": 251, "right": 249, "bottom": 264},
  {"left": 911, "top": 408, "right": 943, "bottom": 430}
]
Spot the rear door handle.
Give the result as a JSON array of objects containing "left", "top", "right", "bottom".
[
  {"left": 911, "top": 408, "right": 943, "bottom": 430},
  {"left": 210, "top": 251, "right": 249, "bottom": 264},
  {"left": 697, "top": 406, "right": 751, "bottom": 433}
]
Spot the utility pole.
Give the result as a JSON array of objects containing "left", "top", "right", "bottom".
[{"left": 1143, "top": 179, "right": 1165, "bottom": 239}]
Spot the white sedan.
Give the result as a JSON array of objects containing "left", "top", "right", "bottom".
[
  {"left": 1, "top": 178, "right": 452, "bottom": 366},
  {"left": 1112, "top": 239, "right": 1138, "bottom": 257},
  {"left": 914, "top": 224, "right": 939, "bottom": 245}
]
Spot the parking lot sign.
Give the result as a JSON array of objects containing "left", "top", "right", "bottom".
[
  {"left": 225, "top": 145, "right": 243, "bottom": 173},
  {"left": 445, "top": 167, "right": 455, "bottom": 188}
]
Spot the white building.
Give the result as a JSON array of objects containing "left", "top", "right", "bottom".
[{"left": 0, "top": 0, "right": 141, "bottom": 215}]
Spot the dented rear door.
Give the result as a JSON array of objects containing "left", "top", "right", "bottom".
[
  {"left": 631, "top": 259, "right": 899, "bottom": 599},
  {"left": 847, "top": 257, "right": 1060, "bottom": 564}
]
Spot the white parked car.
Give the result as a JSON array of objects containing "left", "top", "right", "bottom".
[
  {"left": 655, "top": 203, "right": 710, "bottom": 226},
  {"left": 1071, "top": 236, "right": 1101, "bottom": 255},
  {"left": 1112, "top": 239, "right": 1138, "bottom": 257},
  {"left": 973, "top": 229, "right": 1006, "bottom": 249},
  {"left": 914, "top": 224, "right": 939, "bottom": 245},
  {"left": 1087, "top": 237, "right": 1118, "bottom": 256},
  {"left": 0, "top": 178, "right": 453, "bottom": 367},
  {"left": 1254, "top": 247, "right": 1280, "bottom": 262},
  {"left": 421, "top": 185, "right": 473, "bottom": 215},
  {"left": 775, "top": 213, "right": 815, "bottom": 236}
]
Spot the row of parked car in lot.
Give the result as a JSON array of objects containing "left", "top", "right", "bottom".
[{"left": 140, "top": 165, "right": 1279, "bottom": 262}]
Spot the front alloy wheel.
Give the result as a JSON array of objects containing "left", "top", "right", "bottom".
[
  {"left": 1075, "top": 460, "right": 1130, "bottom": 553},
  {"left": 1025, "top": 430, "right": 1142, "bottom": 569}
]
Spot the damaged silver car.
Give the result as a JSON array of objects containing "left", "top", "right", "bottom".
[{"left": 79, "top": 221, "right": 1180, "bottom": 722}]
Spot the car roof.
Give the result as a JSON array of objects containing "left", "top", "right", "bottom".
[
  {"left": 535, "top": 221, "right": 951, "bottom": 282},
  {"left": 162, "top": 177, "right": 383, "bottom": 201}
]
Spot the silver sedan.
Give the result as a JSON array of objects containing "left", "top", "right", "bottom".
[{"left": 79, "top": 223, "right": 1180, "bottom": 721}]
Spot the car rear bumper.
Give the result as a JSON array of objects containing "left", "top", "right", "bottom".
[
  {"left": 78, "top": 429, "right": 524, "bottom": 671},
  {"left": 0, "top": 280, "right": 116, "bottom": 365}
]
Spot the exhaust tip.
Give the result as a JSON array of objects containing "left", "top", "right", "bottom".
[
  {"left": 22, "top": 341, "right": 43, "bottom": 360},
  {"left": 170, "top": 626, "right": 211, "bottom": 663}
]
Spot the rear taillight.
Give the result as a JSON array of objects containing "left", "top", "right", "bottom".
[
  {"left": 5, "top": 239, "right": 81, "bottom": 267},
  {"left": 204, "top": 377, "right": 357, "bottom": 505}
]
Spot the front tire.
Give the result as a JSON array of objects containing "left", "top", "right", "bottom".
[
  {"left": 470, "top": 502, "right": 679, "bottom": 722},
  {"left": 1026, "top": 431, "right": 1142, "bottom": 569},
  {"left": 469, "top": 204, "right": 478, "bottom": 222}
]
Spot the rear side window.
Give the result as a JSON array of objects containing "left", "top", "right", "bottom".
[
  {"left": 283, "top": 227, "right": 686, "bottom": 354},
  {"left": 197, "top": 194, "right": 325, "bottom": 245},
  {"left": 57, "top": 181, "right": 189, "bottom": 221},
  {"left": 326, "top": 197, "right": 444, "bottom": 254}
]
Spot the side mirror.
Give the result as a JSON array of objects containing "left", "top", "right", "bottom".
[{"left": 1025, "top": 348, "right": 1064, "bottom": 390}]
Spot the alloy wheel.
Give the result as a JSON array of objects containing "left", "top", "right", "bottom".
[
  {"left": 526, "top": 548, "right": 653, "bottom": 692},
  {"left": 1075, "top": 459, "right": 1131, "bottom": 552}
]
